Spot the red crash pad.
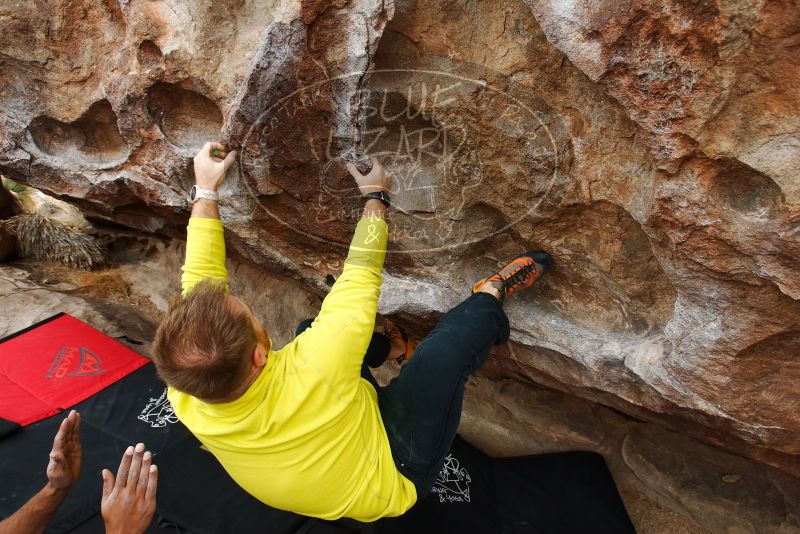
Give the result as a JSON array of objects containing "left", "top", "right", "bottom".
[{"left": 0, "top": 313, "right": 148, "bottom": 426}]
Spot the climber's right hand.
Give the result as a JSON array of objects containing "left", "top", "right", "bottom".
[
  {"left": 193, "top": 142, "right": 237, "bottom": 191},
  {"left": 346, "top": 157, "right": 390, "bottom": 196}
]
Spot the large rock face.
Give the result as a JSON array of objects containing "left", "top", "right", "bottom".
[{"left": 1, "top": 0, "right": 798, "bottom": 503}]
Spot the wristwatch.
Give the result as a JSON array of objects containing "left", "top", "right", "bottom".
[
  {"left": 189, "top": 185, "right": 219, "bottom": 203},
  {"left": 364, "top": 190, "right": 390, "bottom": 208}
]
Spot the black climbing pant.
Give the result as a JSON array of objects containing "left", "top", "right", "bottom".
[{"left": 295, "top": 291, "right": 510, "bottom": 499}]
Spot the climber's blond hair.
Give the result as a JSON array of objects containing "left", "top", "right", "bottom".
[{"left": 152, "top": 279, "right": 256, "bottom": 401}]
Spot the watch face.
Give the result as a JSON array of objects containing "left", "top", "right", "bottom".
[{"left": 189, "top": 185, "right": 197, "bottom": 201}]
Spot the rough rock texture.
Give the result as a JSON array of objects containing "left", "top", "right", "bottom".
[
  {"left": 459, "top": 372, "right": 800, "bottom": 534},
  {"left": 1, "top": 0, "right": 799, "bottom": 528}
]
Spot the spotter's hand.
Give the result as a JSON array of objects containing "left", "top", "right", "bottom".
[
  {"left": 46, "top": 410, "right": 81, "bottom": 491},
  {"left": 101, "top": 443, "right": 158, "bottom": 534},
  {"left": 193, "top": 142, "right": 237, "bottom": 192}
]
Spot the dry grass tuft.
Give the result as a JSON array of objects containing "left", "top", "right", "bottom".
[{"left": 3, "top": 212, "right": 106, "bottom": 269}]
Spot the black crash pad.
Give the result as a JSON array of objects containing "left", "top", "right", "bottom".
[
  {"left": 1, "top": 364, "right": 634, "bottom": 534},
  {"left": 0, "top": 363, "right": 190, "bottom": 533}
]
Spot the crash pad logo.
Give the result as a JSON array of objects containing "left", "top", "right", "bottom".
[
  {"left": 138, "top": 388, "right": 178, "bottom": 428},
  {"left": 45, "top": 346, "right": 106, "bottom": 379},
  {"left": 432, "top": 454, "right": 472, "bottom": 503}
]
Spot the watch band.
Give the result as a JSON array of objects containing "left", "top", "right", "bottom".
[
  {"left": 364, "top": 190, "right": 390, "bottom": 208},
  {"left": 190, "top": 185, "right": 219, "bottom": 203}
]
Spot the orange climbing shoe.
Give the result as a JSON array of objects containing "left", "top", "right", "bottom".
[
  {"left": 381, "top": 318, "right": 418, "bottom": 366},
  {"left": 472, "top": 251, "right": 552, "bottom": 300}
]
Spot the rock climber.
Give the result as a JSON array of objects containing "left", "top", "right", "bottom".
[{"left": 152, "top": 142, "right": 552, "bottom": 521}]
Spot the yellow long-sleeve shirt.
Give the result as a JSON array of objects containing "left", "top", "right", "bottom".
[{"left": 167, "top": 216, "right": 417, "bottom": 521}]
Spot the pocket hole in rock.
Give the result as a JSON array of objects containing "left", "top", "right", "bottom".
[
  {"left": 709, "top": 160, "right": 783, "bottom": 215},
  {"left": 28, "top": 99, "right": 129, "bottom": 167},
  {"left": 147, "top": 82, "right": 223, "bottom": 152},
  {"left": 137, "top": 40, "right": 163, "bottom": 68}
]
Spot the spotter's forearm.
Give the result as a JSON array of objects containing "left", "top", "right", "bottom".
[{"left": 0, "top": 483, "right": 69, "bottom": 534}]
